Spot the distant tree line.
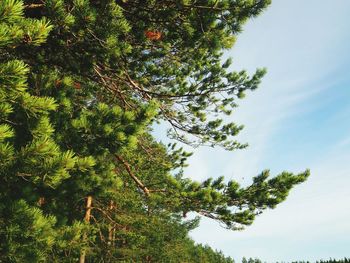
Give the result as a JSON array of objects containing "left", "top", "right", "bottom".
[
  {"left": 291, "top": 258, "right": 350, "bottom": 263},
  {"left": 241, "top": 257, "right": 350, "bottom": 263}
]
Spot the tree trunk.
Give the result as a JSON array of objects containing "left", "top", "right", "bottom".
[
  {"left": 108, "top": 200, "right": 115, "bottom": 246},
  {"left": 79, "top": 196, "right": 93, "bottom": 263}
]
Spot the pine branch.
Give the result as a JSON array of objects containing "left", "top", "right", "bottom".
[{"left": 115, "top": 154, "right": 150, "bottom": 197}]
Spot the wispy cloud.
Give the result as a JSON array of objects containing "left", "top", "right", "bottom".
[
  {"left": 190, "top": 148, "right": 350, "bottom": 261},
  {"left": 186, "top": 0, "right": 350, "bottom": 261}
]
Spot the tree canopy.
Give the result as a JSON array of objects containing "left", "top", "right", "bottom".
[{"left": 0, "top": 0, "right": 309, "bottom": 261}]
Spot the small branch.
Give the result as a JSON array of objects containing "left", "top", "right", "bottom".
[
  {"left": 25, "top": 3, "right": 44, "bottom": 9},
  {"left": 115, "top": 155, "right": 150, "bottom": 197},
  {"left": 183, "top": 4, "right": 225, "bottom": 11},
  {"left": 198, "top": 210, "right": 218, "bottom": 220},
  {"left": 16, "top": 172, "right": 33, "bottom": 177}
]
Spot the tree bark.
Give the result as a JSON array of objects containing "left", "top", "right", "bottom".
[
  {"left": 108, "top": 200, "right": 115, "bottom": 246},
  {"left": 79, "top": 195, "right": 93, "bottom": 263}
]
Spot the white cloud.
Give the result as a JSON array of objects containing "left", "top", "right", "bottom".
[{"left": 187, "top": 0, "right": 350, "bottom": 261}]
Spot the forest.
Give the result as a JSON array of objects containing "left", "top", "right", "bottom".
[{"left": 0, "top": 0, "right": 314, "bottom": 262}]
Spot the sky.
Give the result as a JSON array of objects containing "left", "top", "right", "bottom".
[
  {"left": 19, "top": 1, "right": 350, "bottom": 262},
  {"left": 169, "top": 0, "right": 350, "bottom": 262}
]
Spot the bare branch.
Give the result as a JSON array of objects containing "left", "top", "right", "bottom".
[{"left": 115, "top": 154, "right": 150, "bottom": 197}]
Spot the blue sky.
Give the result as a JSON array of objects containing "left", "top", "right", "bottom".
[
  {"left": 153, "top": 0, "right": 350, "bottom": 261},
  {"left": 177, "top": 0, "right": 350, "bottom": 262}
]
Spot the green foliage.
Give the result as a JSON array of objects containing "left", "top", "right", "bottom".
[
  {"left": 292, "top": 259, "right": 350, "bottom": 263},
  {"left": 0, "top": 0, "right": 309, "bottom": 261},
  {"left": 242, "top": 258, "right": 262, "bottom": 263},
  {"left": 0, "top": 0, "right": 52, "bottom": 47},
  {"left": 241, "top": 257, "right": 350, "bottom": 263},
  {"left": 0, "top": 200, "right": 56, "bottom": 262}
]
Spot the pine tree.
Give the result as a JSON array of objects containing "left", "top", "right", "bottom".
[{"left": 0, "top": 0, "right": 310, "bottom": 261}]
